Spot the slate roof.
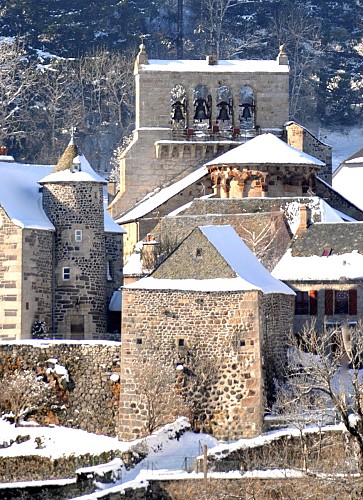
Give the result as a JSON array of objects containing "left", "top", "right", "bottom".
[
  {"left": 126, "top": 225, "right": 294, "bottom": 294},
  {"left": 291, "top": 222, "right": 363, "bottom": 257}
]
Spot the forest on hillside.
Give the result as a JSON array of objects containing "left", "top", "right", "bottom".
[{"left": 0, "top": 0, "right": 361, "bottom": 171}]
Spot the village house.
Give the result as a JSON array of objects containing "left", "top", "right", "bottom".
[{"left": 0, "top": 139, "right": 124, "bottom": 340}]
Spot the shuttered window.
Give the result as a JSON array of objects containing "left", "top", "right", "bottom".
[
  {"left": 349, "top": 289, "right": 358, "bottom": 315},
  {"left": 325, "top": 289, "right": 334, "bottom": 315},
  {"left": 309, "top": 290, "right": 318, "bottom": 316}
]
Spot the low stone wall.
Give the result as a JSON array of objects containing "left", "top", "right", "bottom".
[{"left": 0, "top": 341, "right": 121, "bottom": 436}]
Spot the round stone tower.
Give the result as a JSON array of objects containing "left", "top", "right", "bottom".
[{"left": 39, "top": 139, "right": 108, "bottom": 339}]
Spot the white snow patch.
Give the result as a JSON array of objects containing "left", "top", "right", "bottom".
[{"left": 272, "top": 248, "right": 363, "bottom": 281}]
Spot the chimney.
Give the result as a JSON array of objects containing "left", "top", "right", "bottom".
[
  {"left": 296, "top": 205, "right": 311, "bottom": 235},
  {"left": 206, "top": 55, "right": 217, "bottom": 65},
  {"left": 276, "top": 44, "right": 289, "bottom": 66}
]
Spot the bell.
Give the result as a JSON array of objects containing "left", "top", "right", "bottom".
[
  {"left": 241, "top": 104, "right": 252, "bottom": 119},
  {"left": 217, "top": 102, "right": 230, "bottom": 121},
  {"left": 194, "top": 98, "right": 208, "bottom": 121},
  {"left": 172, "top": 103, "right": 184, "bottom": 121}
]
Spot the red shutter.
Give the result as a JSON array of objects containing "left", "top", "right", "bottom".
[
  {"left": 349, "top": 289, "right": 358, "bottom": 315},
  {"left": 309, "top": 290, "right": 318, "bottom": 316},
  {"left": 325, "top": 289, "right": 333, "bottom": 315}
]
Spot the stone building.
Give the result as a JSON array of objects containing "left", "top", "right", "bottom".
[
  {"left": 0, "top": 141, "right": 124, "bottom": 340},
  {"left": 272, "top": 215, "right": 363, "bottom": 334},
  {"left": 108, "top": 43, "right": 292, "bottom": 218},
  {"left": 119, "top": 225, "right": 294, "bottom": 440}
]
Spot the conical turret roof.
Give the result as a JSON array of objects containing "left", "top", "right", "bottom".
[{"left": 52, "top": 136, "right": 78, "bottom": 173}]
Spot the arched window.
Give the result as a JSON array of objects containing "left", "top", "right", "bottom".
[
  {"left": 193, "top": 85, "right": 211, "bottom": 128},
  {"left": 171, "top": 84, "right": 187, "bottom": 128},
  {"left": 239, "top": 86, "right": 255, "bottom": 130},
  {"left": 216, "top": 86, "right": 232, "bottom": 129}
]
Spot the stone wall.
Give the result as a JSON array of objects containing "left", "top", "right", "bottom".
[
  {"left": 22, "top": 229, "right": 53, "bottom": 339},
  {"left": 0, "top": 208, "right": 23, "bottom": 340},
  {"left": 136, "top": 64, "right": 289, "bottom": 130},
  {"left": 42, "top": 182, "right": 107, "bottom": 338},
  {"left": 285, "top": 122, "right": 332, "bottom": 185},
  {"left": 120, "top": 287, "right": 292, "bottom": 441},
  {"left": 0, "top": 341, "right": 121, "bottom": 435}
]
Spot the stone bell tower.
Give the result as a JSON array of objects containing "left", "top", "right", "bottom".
[
  {"left": 108, "top": 42, "right": 290, "bottom": 218},
  {"left": 39, "top": 138, "right": 108, "bottom": 339}
]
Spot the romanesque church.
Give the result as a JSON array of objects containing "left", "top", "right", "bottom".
[{"left": 116, "top": 42, "right": 363, "bottom": 440}]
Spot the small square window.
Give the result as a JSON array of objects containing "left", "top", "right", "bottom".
[
  {"left": 75, "top": 230, "right": 82, "bottom": 243},
  {"left": 63, "top": 267, "right": 71, "bottom": 281},
  {"left": 178, "top": 338, "right": 185, "bottom": 347},
  {"left": 136, "top": 338, "right": 142, "bottom": 345},
  {"left": 240, "top": 340, "right": 246, "bottom": 347}
]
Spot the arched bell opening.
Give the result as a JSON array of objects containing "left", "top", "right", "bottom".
[
  {"left": 239, "top": 86, "right": 255, "bottom": 130},
  {"left": 216, "top": 86, "right": 233, "bottom": 131},
  {"left": 193, "top": 85, "right": 211, "bottom": 130},
  {"left": 171, "top": 84, "right": 187, "bottom": 129}
]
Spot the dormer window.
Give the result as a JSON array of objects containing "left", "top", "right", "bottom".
[{"left": 75, "top": 230, "right": 82, "bottom": 243}]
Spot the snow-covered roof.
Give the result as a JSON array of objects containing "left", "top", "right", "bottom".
[
  {"left": 0, "top": 161, "right": 55, "bottom": 230},
  {"left": 39, "top": 155, "right": 106, "bottom": 184},
  {"left": 0, "top": 160, "right": 122, "bottom": 233},
  {"left": 116, "top": 165, "right": 208, "bottom": 224},
  {"left": 126, "top": 225, "right": 294, "bottom": 295},
  {"left": 142, "top": 59, "right": 289, "bottom": 73},
  {"left": 346, "top": 156, "right": 363, "bottom": 164},
  {"left": 332, "top": 164, "right": 363, "bottom": 211},
  {"left": 272, "top": 249, "right": 363, "bottom": 282},
  {"left": 205, "top": 133, "right": 325, "bottom": 167}
]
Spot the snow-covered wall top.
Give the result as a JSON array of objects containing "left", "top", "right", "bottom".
[{"left": 142, "top": 59, "right": 289, "bottom": 73}]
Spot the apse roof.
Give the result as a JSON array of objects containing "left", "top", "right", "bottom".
[{"left": 205, "top": 133, "right": 325, "bottom": 167}]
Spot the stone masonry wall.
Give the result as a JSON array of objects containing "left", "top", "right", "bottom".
[
  {"left": 136, "top": 66, "right": 289, "bottom": 130},
  {"left": 120, "top": 288, "right": 266, "bottom": 441},
  {"left": 285, "top": 122, "right": 332, "bottom": 185},
  {"left": 42, "top": 182, "right": 107, "bottom": 338},
  {"left": 0, "top": 208, "right": 23, "bottom": 340},
  {"left": 0, "top": 341, "right": 121, "bottom": 436},
  {"left": 22, "top": 229, "right": 53, "bottom": 339}
]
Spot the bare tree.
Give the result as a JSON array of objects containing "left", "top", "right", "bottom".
[
  {"left": 0, "top": 39, "right": 37, "bottom": 149},
  {"left": 277, "top": 322, "right": 363, "bottom": 471},
  {"left": 271, "top": 3, "right": 324, "bottom": 122},
  {"left": 0, "top": 370, "right": 50, "bottom": 426}
]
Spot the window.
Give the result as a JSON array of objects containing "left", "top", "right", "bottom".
[
  {"left": 325, "top": 289, "right": 357, "bottom": 315},
  {"left": 75, "top": 230, "right": 82, "bottom": 243},
  {"left": 195, "top": 248, "right": 202, "bottom": 259},
  {"left": 63, "top": 267, "right": 71, "bottom": 281},
  {"left": 295, "top": 290, "right": 317, "bottom": 315},
  {"left": 178, "top": 338, "right": 185, "bottom": 347},
  {"left": 107, "top": 261, "right": 112, "bottom": 281}
]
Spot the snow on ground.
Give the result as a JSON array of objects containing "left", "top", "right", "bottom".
[{"left": 0, "top": 418, "right": 129, "bottom": 459}]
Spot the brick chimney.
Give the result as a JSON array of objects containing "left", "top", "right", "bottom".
[{"left": 296, "top": 205, "right": 311, "bottom": 235}]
